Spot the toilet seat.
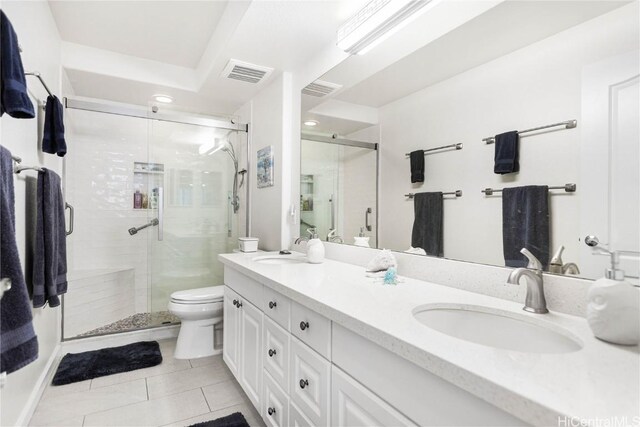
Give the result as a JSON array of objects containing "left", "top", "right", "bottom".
[{"left": 170, "top": 286, "right": 224, "bottom": 305}]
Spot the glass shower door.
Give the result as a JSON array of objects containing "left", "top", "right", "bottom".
[{"left": 146, "top": 119, "right": 242, "bottom": 323}]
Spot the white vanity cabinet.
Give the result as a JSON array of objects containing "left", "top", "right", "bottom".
[{"left": 223, "top": 266, "right": 524, "bottom": 427}]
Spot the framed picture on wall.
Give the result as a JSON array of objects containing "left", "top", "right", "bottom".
[{"left": 257, "top": 146, "right": 274, "bottom": 188}]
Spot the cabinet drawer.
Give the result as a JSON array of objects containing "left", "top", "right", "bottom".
[
  {"left": 224, "top": 266, "right": 263, "bottom": 307},
  {"left": 263, "top": 286, "right": 291, "bottom": 330},
  {"left": 290, "top": 337, "right": 331, "bottom": 427},
  {"left": 263, "top": 316, "right": 289, "bottom": 392},
  {"left": 263, "top": 371, "right": 289, "bottom": 427},
  {"left": 289, "top": 401, "right": 314, "bottom": 427},
  {"left": 332, "top": 366, "right": 416, "bottom": 427},
  {"left": 291, "top": 301, "right": 331, "bottom": 359}
]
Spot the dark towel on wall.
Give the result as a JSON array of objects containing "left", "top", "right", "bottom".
[
  {"left": 0, "top": 11, "right": 35, "bottom": 119},
  {"left": 410, "top": 150, "right": 425, "bottom": 183},
  {"left": 494, "top": 131, "right": 519, "bottom": 174},
  {"left": 0, "top": 145, "right": 39, "bottom": 375},
  {"left": 43, "top": 95, "right": 66, "bottom": 157},
  {"left": 32, "top": 169, "right": 67, "bottom": 308},
  {"left": 502, "top": 185, "right": 550, "bottom": 268},
  {"left": 411, "top": 192, "right": 443, "bottom": 257}
]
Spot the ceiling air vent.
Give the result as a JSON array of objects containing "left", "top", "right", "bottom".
[
  {"left": 302, "top": 80, "right": 343, "bottom": 97},
  {"left": 221, "top": 59, "right": 273, "bottom": 84}
]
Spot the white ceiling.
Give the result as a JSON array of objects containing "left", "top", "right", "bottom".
[
  {"left": 49, "top": 1, "right": 229, "bottom": 68},
  {"left": 50, "top": 0, "right": 369, "bottom": 116}
]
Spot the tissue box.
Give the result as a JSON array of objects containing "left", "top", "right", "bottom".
[{"left": 238, "top": 237, "right": 259, "bottom": 252}]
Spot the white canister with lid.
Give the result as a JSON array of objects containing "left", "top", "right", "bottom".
[{"left": 238, "top": 237, "right": 259, "bottom": 253}]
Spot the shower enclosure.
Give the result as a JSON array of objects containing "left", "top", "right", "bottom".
[
  {"left": 62, "top": 99, "right": 248, "bottom": 339},
  {"left": 300, "top": 133, "right": 377, "bottom": 246}
]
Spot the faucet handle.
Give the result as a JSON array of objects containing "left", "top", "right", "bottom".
[{"left": 520, "top": 248, "right": 543, "bottom": 271}]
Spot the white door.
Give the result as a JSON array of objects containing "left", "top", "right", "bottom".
[
  {"left": 223, "top": 288, "right": 241, "bottom": 376},
  {"left": 240, "top": 298, "right": 263, "bottom": 409},
  {"left": 580, "top": 50, "right": 640, "bottom": 281}
]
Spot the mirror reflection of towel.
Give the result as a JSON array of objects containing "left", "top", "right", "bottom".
[
  {"left": 502, "top": 185, "right": 550, "bottom": 268},
  {"left": 411, "top": 192, "right": 443, "bottom": 257}
]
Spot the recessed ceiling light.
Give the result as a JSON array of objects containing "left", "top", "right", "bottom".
[
  {"left": 304, "top": 120, "right": 318, "bottom": 127},
  {"left": 153, "top": 94, "right": 173, "bottom": 103}
]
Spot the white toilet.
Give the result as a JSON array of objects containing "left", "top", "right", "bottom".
[{"left": 168, "top": 286, "right": 224, "bottom": 359}]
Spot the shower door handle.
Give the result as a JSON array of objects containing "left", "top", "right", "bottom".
[
  {"left": 157, "top": 187, "right": 164, "bottom": 241},
  {"left": 365, "top": 207, "right": 372, "bottom": 231},
  {"left": 65, "top": 203, "right": 74, "bottom": 236},
  {"left": 330, "top": 194, "right": 335, "bottom": 231}
]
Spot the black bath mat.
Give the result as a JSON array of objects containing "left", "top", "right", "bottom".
[
  {"left": 188, "top": 412, "right": 250, "bottom": 427},
  {"left": 52, "top": 341, "right": 162, "bottom": 386}
]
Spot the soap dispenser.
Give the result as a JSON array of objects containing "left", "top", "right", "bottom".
[
  {"left": 354, "top": 227, "right": 370, "bottom": 248},
  {"left": 587, "top": 251, "right": 640, "bottom": 345},
  {"left": 306, "top": 228, "right": 325, "bottom": 264}
]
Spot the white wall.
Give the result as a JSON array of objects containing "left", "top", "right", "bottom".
[
  {"left": 236, "top": 73, "right": 296, "bottom": 250},
  {"left": 378, "top": 4, "right": 639, "bottom": 267},
  {"left": 0, "top": 2, "right": 63, "bottom": 425}
]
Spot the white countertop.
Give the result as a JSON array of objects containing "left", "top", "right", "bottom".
[{"left": 219, "top": 251, "right": 640, "bottom": 426}]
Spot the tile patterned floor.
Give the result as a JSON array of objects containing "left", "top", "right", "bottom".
[{"left": 29, "top": 339, "right": 265, "bottom": 427}]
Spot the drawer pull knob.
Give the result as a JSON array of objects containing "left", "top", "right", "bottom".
[
  {"left": 232, "top": 299, "right": 238, "bottom": 307},
  {"left": 299, "top": 321, "right": 309, "bottom": 331},
  {"left": 269, "top": 301, "right": 277, "bottom": 309},
  {"left": 237, "top": 301, "right": 243, "bottom": 308},
  {"left": 268, "top": 349, "right": 277, "bottom": 357},
  {"left": 299, "top": 379, "right": 309, "bottom": 389},
  {"left": 268, "top": 407, "right": 276, "bottom": 416}
]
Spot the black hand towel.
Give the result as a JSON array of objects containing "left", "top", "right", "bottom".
[
  {"left": 0, "top": 145, "right": 39, "bottom": 375},
  {"left": 0, "top": 11, "right": 35, "bottom": 119},
  {"left": 43, "top": 95, "right": 67, "bottom": 157},
  {"left": 411, "top": 192, "right": 443, "bottom": 257},
  {"left": 502, "top": 185, "right": 550, "bottom": 268},
  {"left": 410, "top": 150, "right": 425, "bottom": 183},
  {"left": 32, "top": 169, "right": 67, "bottom": 308},
  {"left": 493, "top": 131, "right": 519, "bottom": 174}
]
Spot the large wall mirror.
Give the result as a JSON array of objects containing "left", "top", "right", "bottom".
[{"left": 300, "top": 1, "right": 640, "bottom": 281}]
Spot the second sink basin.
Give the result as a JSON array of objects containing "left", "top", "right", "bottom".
[
  {"left": 253, "top": 255, "right": 307, "bottom": 265},
  {"left": 413, "top": 304, "right": 582, "bottom": 354}
]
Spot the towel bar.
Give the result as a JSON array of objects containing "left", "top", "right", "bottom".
[
  {"left": 405, "top": 190, "right": 462, "bottom": 198},
  {"left": 481, "top": 184, "right": 576, "bottom": 195},
  {"left": 405, "top": 143, "right": 463, "bottom": 157},
  {"left": 483, "top": 120, "right": 577, "bottom": 144}
]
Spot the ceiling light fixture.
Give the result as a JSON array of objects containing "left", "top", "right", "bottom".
[
  {"left": 304, "top": 120, "right": 319, "bottom": 127},
  {"left": 337, "top": 0, "right": 435, "bottom": 55},
  {"left": 153, "top": 94, "right": 173, "bottom": 103}
]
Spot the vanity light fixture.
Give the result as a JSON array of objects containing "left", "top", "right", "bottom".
[
  {"left": 304, "top": 120, "right": 318, "bottom": 127},
  {"left": 337, "top": 0, "right": 435, "bottom": 55},
  {"left": 153, "top": 94, "right": 173, "bottom": 103}
]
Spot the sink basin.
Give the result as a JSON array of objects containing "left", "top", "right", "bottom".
[
  {"left": 413, "top": 304, "right": 582, "bottom": 354},
  {"left": 252, "top": 255, "right": 307, "bottom": 265}
]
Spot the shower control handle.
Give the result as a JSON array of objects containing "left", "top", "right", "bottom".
[
  {"left": 269, "top": 301, "right": 277, "bottom": 309},
  {"left": 299, "top": 321, "right": 309, "bottom": 331}
]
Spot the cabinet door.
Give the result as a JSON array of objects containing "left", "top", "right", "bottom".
[
  {"left": 240, "top": 298, "right": 263, "bottom": 409},
  {"left": 331, "top": 366, "right": 416, "bottom": 427},
  {"left": 264, "top": 316, "right": 290, "bottom": 392},
  {"left": 263, "top": 371, "right": 289, "bottom": 427},
  {"left": 290, "top": 401, "right": 314, "bottom": 427},
  {"left": 290, "top": 337, "right": 331, "bottom": 427},
  {"left": 223, "top": 287, "right": 241, "bottom": 376}
]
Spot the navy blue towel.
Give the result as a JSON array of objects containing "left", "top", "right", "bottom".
[
  {"left": 0, "top": 11, "right": 35, "bottom": 119},
  {"left": 502, "top": 185, "right": 550, "bottom": 268},
  {"left": 410, "top": 150, "right": 425, "bottom": 183},
  {"left": 0, "top": 145, "right": 39, "bottom": 375},
  {"left": 43, "top": 95, "right": 66, "bottom": 157},
  {"left": 494, "top": 131, "right": 519, "bottom": 174},
  {"left": 32, "top": 169, "right": 67, "bottom": 308},
  {"left": 411, "top": 192, "right": 444, "bottom": 257}
]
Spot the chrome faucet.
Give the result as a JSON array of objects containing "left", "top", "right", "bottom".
[
  {"left": 506, "top": 248, "right": 549, "bottom": 314},
  {"left": 295, "top": 228, "right": 316, "bottom": 245},
  {"left": 327, "top": 229, "right": 343, "bottom": 243}
]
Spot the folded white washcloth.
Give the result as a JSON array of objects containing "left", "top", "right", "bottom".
[
  {"left": 405, "top": 246, "right": 427, "bottom": 256},
  {"left": 366, "top": 249, "right": 397, "bottom": 272}
]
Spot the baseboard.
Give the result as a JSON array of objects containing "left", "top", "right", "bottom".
[
  {"left": 16, "top": 343, "right": 62, "bottom": 427},
  {"left": 61, "top": 325, "right": 179, "bottom": 354}
]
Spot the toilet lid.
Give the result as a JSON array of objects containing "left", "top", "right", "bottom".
[{"left": 170, "top": 286, "right": 224, "bottom": 303}]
